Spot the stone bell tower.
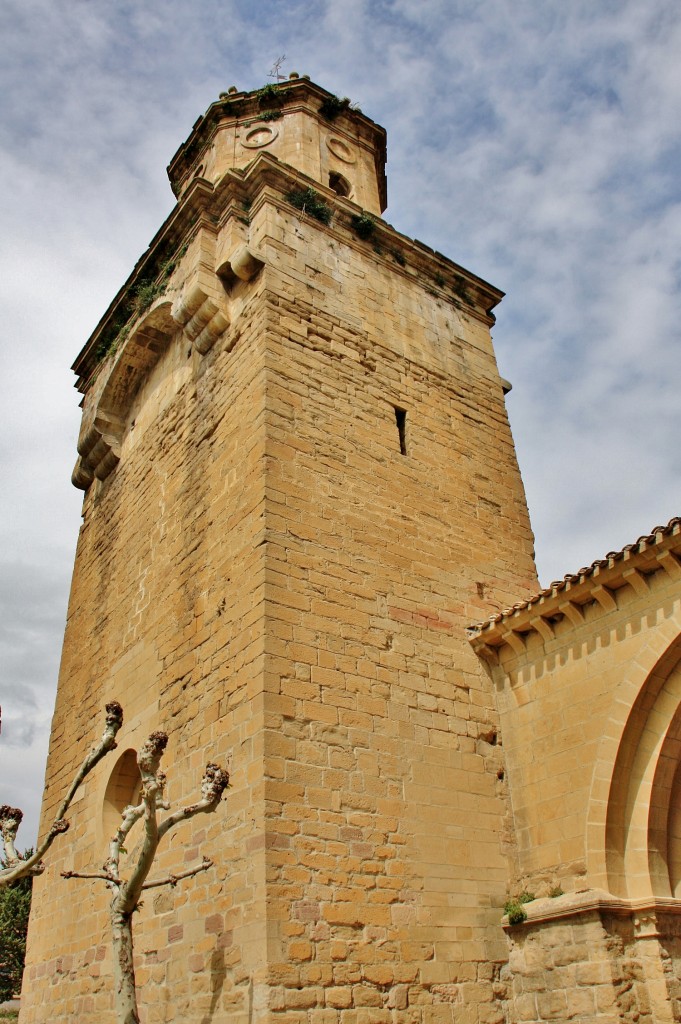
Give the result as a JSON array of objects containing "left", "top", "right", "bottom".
[{"left": 22, "top": 76, "right": 537, "bottom": 1024}]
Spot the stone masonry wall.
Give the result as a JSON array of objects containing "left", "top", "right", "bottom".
[
  {"left": 503, "top": 908, "right": 681, "bottom": 1024},
  {"left": 252, "top": 198, "right": 538, "bottom": 1023}
]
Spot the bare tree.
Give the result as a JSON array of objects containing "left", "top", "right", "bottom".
[
  {"left": 0, "top": 702, "right": 124, "bottom": 886},
  {"left": 63, "top": 729, "right": 229, "bottom": 1024}
]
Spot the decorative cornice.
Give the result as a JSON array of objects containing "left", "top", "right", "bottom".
[
  {"left": 503, "top": 888, "right": 681, "bottom": 935},
  {"left": 239, "top": 156, "right": 504, "bottom": 324},
  {"left": 73, "top": 153, "right": 503, "bottom": 393},
  {"left": 469, "top": 517, "right": 681, "bottom": 656}
]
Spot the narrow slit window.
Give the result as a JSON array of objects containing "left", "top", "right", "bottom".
[{"left": 395, "top": 407, "right": 407, "bottom": 455}]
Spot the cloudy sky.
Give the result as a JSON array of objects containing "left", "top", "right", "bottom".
[{"left": 1, "top": 0, "right": 680, "bottom": 843}]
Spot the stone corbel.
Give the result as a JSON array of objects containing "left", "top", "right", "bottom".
[
  {"left": 529, "top": 615, "right": 555, "bottom": 643},
  {"left": 171, "top": 283, "right": 229, "bottom": 355},
  {"left": 658, "top": 549, "right": 681, "bottom": 581},
  {"left": 473, "top": 642, "right": 500, "bottom": 666},
  {"left": 593, "top": 585, "right": 617, "bottom": 612},
  {"left": 219, "top": 244, "right": 265, "bottom": 283},
  {"left": 72, "top": 412, "right": 124, "bottom": 490},
  {"left": 504, "top": 631, "right": 527, "bottom": 656},
  {"left": 558, "top": 600, "right": 585, "bottom": 626},
  {"left": 623, "top": 567, "right": 650, "bottom": 596}
]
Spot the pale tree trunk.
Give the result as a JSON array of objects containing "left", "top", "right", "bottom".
[{"left": 112, "top": 906, "right": 140, "bottom": 1024}]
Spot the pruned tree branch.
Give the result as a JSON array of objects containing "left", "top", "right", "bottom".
[
  {"left": 61, "top": 870, "right": 115, "bottom": 883},
  {"left": 119, "top": 732, "right": 169, "bottom": 914},
  {"left": 141, "top": 857, "right": 212, "bottom": 891},
  {"left": 157, "top": 763, "right": 231, "bottom": 839},
  {"left": 0, "top": 702, "right": 123, "bottom": 885},
  {"left": 103, "top": 800, "right": 145, "bottom": 883},
  {"left": 0, "top": 806, "right": 24, "bottom": 868}
]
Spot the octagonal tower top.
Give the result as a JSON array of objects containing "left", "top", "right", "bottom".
[{"left": 167, "top": 75, "right": 388, "bottom": 216}]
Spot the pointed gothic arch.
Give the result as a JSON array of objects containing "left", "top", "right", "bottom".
[{"left": 590, "top": 632, "right": 681, "bottom": 898}]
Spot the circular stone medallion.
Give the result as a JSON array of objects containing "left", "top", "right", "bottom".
[
  {"left": 242, "top": 125, "right": 279, "bottom": 149},
  {"left": 327, "top": 137, "right": 356, "bottom": 164}
]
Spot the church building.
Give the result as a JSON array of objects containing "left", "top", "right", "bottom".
[{"left": 21, "top": 76, "right": 681, "bottom": 1024}]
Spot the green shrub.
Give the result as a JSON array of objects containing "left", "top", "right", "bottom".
[
  {"left": 503, "top": 890, "right": 535, "bottom": 926},
  {"left": 319, "top": 95, "right": 354, "bottom": 120},
  {"left": 286, "top": 188, "right": 332, "bottom": 225},
  {"left": 503, "top": 900, "right": 527, "bottom": 926},
  {"left": 95, "top": 239, "right": 187, "bottom": 361},
  {"left": 132, "top": 281, "right": 165, "bottom": 317},
  {"left": 0, "top": 860, "right": 32, "bottom": 1001},
  {"left": 452, "top": 280, "right": 474, "bottom": 304},
  {"left": 256, "top": 84, "right": 280, "bottom": 108},
  {"left": 350, "top": 212, "right": 375, "bottom": 240}
]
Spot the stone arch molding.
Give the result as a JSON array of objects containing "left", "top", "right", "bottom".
[
  {"left": 72, "top": 245, "right": 264, "bottom": 490},
  {"left": 588, "top": 629, "right": 681, "bottom": 899},
  {"left": 72, "top": 301, "right": 177, "bottom": 490}
]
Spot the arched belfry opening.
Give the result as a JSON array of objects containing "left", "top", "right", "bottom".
[{"left": 329, "top": 170, "right": 351, "bottom": 198}]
